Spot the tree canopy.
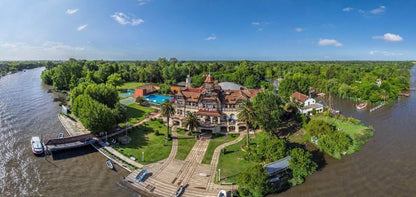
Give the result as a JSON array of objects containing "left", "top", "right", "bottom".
[
  {"left": 252, "top": 91, "right": 284, "bottom": 132},
  {"left": 236, "top": 164, "right": 272, "bottom": 197}
]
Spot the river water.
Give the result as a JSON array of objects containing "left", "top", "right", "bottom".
[
  {"left": 0, "top": 68, "right": 136, "bottom": 197},
  {"left": 277, "top": 66, "right": 416, "bottom": 197},
  {"left": 1, "top": 67, "right": 416, "bottom": 197}
]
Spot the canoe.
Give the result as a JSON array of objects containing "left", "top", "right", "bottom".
[
  {"left": 106, "top": 159, "right": 114, "bottom": 169},
  {"left": 135, "top": 169, "right": 147, "bottom": 181},
  {"left": 356, "top": 102, "right": 367, "bottom": 110}
]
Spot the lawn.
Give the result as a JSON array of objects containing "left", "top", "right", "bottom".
[
  {"left": 118, "top": 82, "right": 147, "bottom": 89},
  {"left": 313, "top": 116, "right": 374, "bottom": 159},
  {"left": 113, "top": 120, "right": 172, "bottom": 165},
  {"left": 201, "top": 134, "right": 239, "bottom": 164},
  {"left": 175, "top": 137, "right": 196, "bottom": 160},
  {"left": 215, "top": 139, "right": 256, "bottom": 184},
  {"left": 119, "top": 104, "right": 158, "bottom": 127},
  {"left": 176, "top": 128, "right": 187, "bottom": 135}
]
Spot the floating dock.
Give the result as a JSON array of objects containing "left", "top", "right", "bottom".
[
  {"left": 44, "top": 133, "right": 96, "bottom": 153},
  {"left": 370, "top": 103, "right": 386, "bottom": 112}
]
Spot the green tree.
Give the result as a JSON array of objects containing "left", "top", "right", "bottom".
[
  {"left": 106, "top": 73, "right": 124, "bottom": 87},
  {"left": 135, "top": 96, "right": 146, "bottom": 105},
  {"left": 184, "top": 112, "right": 200, "bottom": 134},
  {"left": 305, "top": 119, "right": 334, "bottom": 136},
  {"left": 161, "top": 100, "right": 175, "bottom": 142},
  {"left": 238, "top": 100, "right": 256, "bottom": 145},
  {"left": 319, "top": 131, "right": 352, "bottom": 156},
  {"left": 289, "top": 148, "right": 317, "bottom": 183},
  {"left": 252, "top": 91, "right": 284, "bottom": 132},
  {"left": 254, "top": 132, "right": 287, "bottom": 163},
  {"left": 236, "top": 164, "right": 272, "bottom": 197}
]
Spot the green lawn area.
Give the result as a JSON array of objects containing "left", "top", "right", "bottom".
[
  {"left": 175, "top": 137, "right": 196, "bottom": 160},
  {"left": 201, "top": 134, "right": 239, "bottom": 164},
  {"left": 118, "top": 82, "right": 147, "bottom": 89},
  {"left": 176, "top": 128, "right": 187, "bottom": 135},
  {"left": 119, "top": 104, "right": 158, "bottom": 127},
  {"left": 113, "top": 120, "right": 172, "bottom": 165},
  {"left": 215, "top": 139, "right": 256, "bottom": 184},
  {"left": 313, "top": 116, "right": 374, "bottom": 158}
]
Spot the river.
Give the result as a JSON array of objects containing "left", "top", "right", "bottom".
[
  {"left": 0, "top": 68, "right": 136, "bottom": 197},
  {"left": 277, "top": 66, "right": 416, "bottom": 197},
  {"left": 1, "top": 67, "right": 416, "bottom": 197}
]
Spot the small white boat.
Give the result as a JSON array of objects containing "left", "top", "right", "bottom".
[
  {"left": 175, "top": 185, "right": 184, "bottom": 197},
  {"left": 106, "top": 159, "right": 114, "bottom": 169},
  {"left": 356, "top": 102, "right": 367, "bottom": 110},
  {"left": 31, "top": 136, "right": 44, "bottom": 155},
  {"left": 218, "top": 190, "right": 227, "bottom": 197},
  {"left": 58, "top": 133, "right": 64, "bottom": 138}
]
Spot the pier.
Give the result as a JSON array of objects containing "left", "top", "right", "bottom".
[
  {"left": 44, "top": 133, "right": 97, "bottom": 153},
  {"left": 370, "top": 103, "right": 386, "bottom": 112}
]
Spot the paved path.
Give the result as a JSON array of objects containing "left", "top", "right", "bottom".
[{"left": 206, "top": 133, "right": 246, "bottom": 191}]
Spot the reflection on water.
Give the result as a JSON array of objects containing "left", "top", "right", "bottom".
[
  {"left": 276, "top": 66, "right": 416, "bottom": 197},
  {"left": 0, "top": 68, "right": 137, "bottom": 197}
]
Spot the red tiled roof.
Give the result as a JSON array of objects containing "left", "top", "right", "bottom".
[
  {"left": 290, "top": 91, "right": 308, "bottom": 103},
  {"left": 196, "top": 110, "right": 221, "bottom": 116}
]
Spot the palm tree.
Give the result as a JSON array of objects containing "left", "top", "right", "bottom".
[
  {"left": 238, "top": 100, "right": 256, "bottom": 146},
  {"left": 184, "top": 112, "right": 200, "bottom": 135},
  {"left": 161, "top": 100, "right": 175, "bottom": 144}
]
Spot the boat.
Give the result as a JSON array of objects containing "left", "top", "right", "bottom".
[
  {"left": 31, "top": 136, "right": 44, "bottom": 155},
  {"left": 175, "top": 185, "right": 184, "bottom": 197},
  {"left": 356, "top": 102, "right": 368, "bottom": 110},
  {"left": 218, "top": 190, "right": 227, "bottom": 197},
  {"left": 106, "top": 159, "right": 114, "bottom": 169},
  {"left": 135, "top": 169, "right": 147, "bottom": 181},
  {"left": 58, "top": 133, "right": 64, "bottom": 138}
]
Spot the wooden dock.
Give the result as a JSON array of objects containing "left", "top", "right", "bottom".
[
  {"left": 370, "top": 103, "right": 386, "bottom": 112},
  {"left": 44, "top": 133, "right": 97, "bottom": 153}
]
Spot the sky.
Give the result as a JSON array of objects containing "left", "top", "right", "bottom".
[{"left": 0, "top": 0, "right": 415, "bottom": 61}]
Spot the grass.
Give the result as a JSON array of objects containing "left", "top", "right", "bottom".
[
  {"left": 201, "top": 134, "right": 239, "bottom": 164},
  {"left": 176, "top": 128, "right": 187, "bottom": 135},
  {"left": 113, "top": 120, "right": 172, "bottom": 165},
  {"left": 215, "top": 139, "right": 256, "bottom": 184},
  {"left": 313, "top": 116, "right": 374, "bottom": 159},
  {"left": 119, "top": 104, "right": 157, "bottom": 127},
  {"left": 175, "top": 137, "right": 196, "bottom": 160},
  {"left": 118, "top": 82, "right": 147, "bottom": 90}
]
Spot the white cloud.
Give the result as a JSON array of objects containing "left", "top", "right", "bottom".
[
  {"left": 370, "top": 5, "right": 386, "bottom": 14},
  {"left": 251, "top": 22, "right": 260, "bottom": 26},
  {"left": 77, "top": 24, "right": 88, "bottom": 31},
  {"left": 205, "top": 34, "right": 216, "bottom": 41},
  {"left": 369, "top": 50, "right": 403, "bottom": 56},
  {"left": 342, "top": 7, "right": 353, "bottom": 12},
  {"left": 372, "top": 33, "right": 403, "bottom": 42},
  {"left": 295, "top": 28, "right": 303, "bottom": 32},
  {"left": 111, "top": 12, "right": 144, "bottom": 26},
  {"left": 137, "top": 0, "right": 151, "bottom": 6},
  {"left": 66, "top": 9, "right": 78, "bottom": 15},
  {"left": 318, "top": 39, "right": 343, "bottom": 47},
  {"left": 257, "top": 28, "right": 263, "bottom": 32}
]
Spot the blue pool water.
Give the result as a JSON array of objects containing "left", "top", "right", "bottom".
[{"left": 144, "top": 94, "right": 173, "bottom": 104}]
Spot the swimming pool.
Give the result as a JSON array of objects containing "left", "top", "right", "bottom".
[{"left": 144, "top": 94, "right": 173, "bottom": 105}]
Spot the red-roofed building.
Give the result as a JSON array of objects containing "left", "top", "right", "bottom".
[
  {"left": 290, "top": 91, "right": 323, "bottom": 115},
  {"left": 171, "top": 74, "right": 263, "bottom": 133}
]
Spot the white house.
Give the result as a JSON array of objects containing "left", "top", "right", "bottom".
[{"left": 290, "top": 91, "right": 324, "bottom": 115}]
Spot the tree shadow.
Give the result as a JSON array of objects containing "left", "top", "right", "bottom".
[
  {"left": 51, "top": 145, "right": 97, "bottom": 160},
  {"left": 275, "top": 119, "right": 301, "bottom": 137}
]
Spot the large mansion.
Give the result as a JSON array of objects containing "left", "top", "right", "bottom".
[{"left": 171, "top": 74, "right": 262, "bottom": 133}]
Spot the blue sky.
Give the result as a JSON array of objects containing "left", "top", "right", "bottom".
[{"left": 0, "top": 0, "right": 414, "bottom": 60}]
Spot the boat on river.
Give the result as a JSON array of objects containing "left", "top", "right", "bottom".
[
  {"left": 356, "top": 102, "right": 367, "bottom": 110},
  {"left": 218, "top": 190, "right": 227, "bottom": 197},
  {"left": 31, "top": 136, "right": 44, "bottom": 155},
  {"left": 135, "top": 169, "right": 147, "bottom": 181},
  {"left": 106, "top": 159, "right": 114, "bottom": 170}
]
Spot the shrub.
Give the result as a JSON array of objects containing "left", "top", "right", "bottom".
[{"left": 154, "top": 130, "right": 160, "bottom": 136}]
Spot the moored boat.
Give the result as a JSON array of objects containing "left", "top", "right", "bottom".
[
  {"left": 106, "top": 159, "right": 114, "bottom": 169},
  {"left": 135, "top": 169, "right": 147, "bottom": 181},
  {"left": 218, "top": 190, "right": 227, "bottom": 197},
  {"left": 31, "top": 136, "right": 44, "bottom": 155},
  {"left": 175, "top": 184, "right": 184, "bottom": 197},
  {"left": 356, "top": 102, "right": 368, "bottom": 110}
]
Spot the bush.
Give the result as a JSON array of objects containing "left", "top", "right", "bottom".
[
  {"left": 305, "top": 119, "right": 334, "bottom": 136},
  {"left": 154, "top": 130, "right": 160, "bottom": 136}
]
